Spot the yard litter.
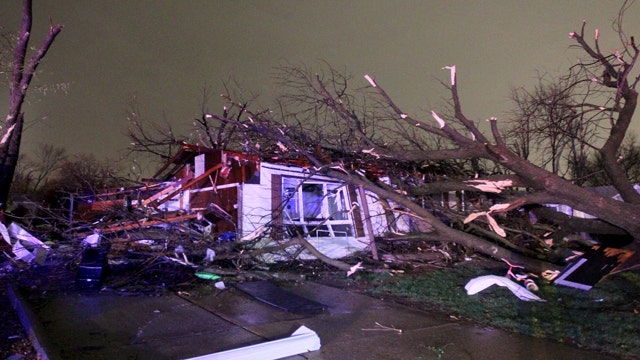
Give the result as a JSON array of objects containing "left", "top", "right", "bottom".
[
  {"left": 0, "top": 222, "right": 50, "bottom": 264},
  {"left": 465, "top": 275, "right": 545, "bottom": 302}
]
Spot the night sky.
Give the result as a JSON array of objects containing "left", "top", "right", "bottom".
[{"left": 1, "top": 1, "right": 638, "bottom": 172}]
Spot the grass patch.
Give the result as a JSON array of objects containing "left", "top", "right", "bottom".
[{"left": 364, "top": 262, "right": 640, "bottom": 359}]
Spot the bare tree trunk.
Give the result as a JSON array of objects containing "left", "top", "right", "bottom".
[
  {"left": 0, "top": 0, "right": 62, "bottom": 212},
  {"left": 0, "top": 117, "right": 23, "bottom": 208}
]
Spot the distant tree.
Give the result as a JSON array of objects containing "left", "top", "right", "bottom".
[
  {"left": 577, "top": 135, "right": 640, "bottom": 187},
  {"left": 125, "top": 97, "right": 181, "bottom": 165},
  {"left": 11, "top": 143, "right": 66, "bottom": 197},
  {"left": 126, "top": 83, "right": 262, "bottom": 165},
  {"left": 0, "top": 0, "right": 62, "bottom": 215},
  {"left": 47, "top": 153, "right": 126, "bottom": 194},
  {"left": 0, "top": 29, "right": 16, "bottom": 83},
  {"left": 505, "top": 73, "right": 599, "bottom": 180},
  {"left": 7, "top": 151, "right": 129, "bottom": 231}
]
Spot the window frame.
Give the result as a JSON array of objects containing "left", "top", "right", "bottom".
[{"left": 281, "top": 177, "right": 353, "bottom": 236}]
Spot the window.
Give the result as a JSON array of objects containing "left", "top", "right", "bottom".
[{"left": 282, "top": 178, "right": 352, "bottom": 237}]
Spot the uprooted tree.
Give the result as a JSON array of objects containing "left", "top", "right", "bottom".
[{"left": 0, "top": 0, "right": 62, "bottom": 214}]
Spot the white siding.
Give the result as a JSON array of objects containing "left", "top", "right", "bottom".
[{"left": 239, "top": 161, "right": 409, "bottom": 241}]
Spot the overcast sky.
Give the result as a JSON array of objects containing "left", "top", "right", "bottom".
[{"left": 1, "top": 1, "right": 638, "bottom": 171}]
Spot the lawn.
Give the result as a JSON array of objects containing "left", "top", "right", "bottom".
[{"left": 360, "top": 261, "right": 640, "bottom": 359}]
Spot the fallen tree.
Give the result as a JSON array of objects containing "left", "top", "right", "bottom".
[{"left": 182, "top": 13, "right": 640, "bottom": 273}]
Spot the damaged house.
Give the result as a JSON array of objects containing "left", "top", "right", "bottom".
[{"left": 73, "top": 144, "right": 411, "bottom": 260}]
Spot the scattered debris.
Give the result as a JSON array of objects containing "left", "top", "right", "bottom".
[
  {"left": 66, "top": 145, "right": 417, "bottom": 274},
  {"left": 82, "top": 232, "right": 101, "bottom": 247},
  {"left": 361, "top": 322, "right": 403, "bottom": 334},
  {"left": 204, "top": 248, "right": 216, "bottom": 262},
  {"left": 347, "top": 261, "right": 363, "bottom": 277},
  {"left": 194, "top": 271, "right": 221, "bottom": 281},
  {"left": 464, "top": 179, "right": 513, "bottom": 193},
  {"left": 554, "top": 246, "right": 635, "bottom": 290},
  {"left": 184, "top": 325, "right": 321, "bottom": 360},
  {"left": 76, "top": 247, "right": 106, "bottom": 290},
  {"left": 463, "top": 208, "right": 506, "bottom": 237},
  {"left": 465, "top": 275, "right": 545, "bottom": 302},
  {"left": 541, "top": 269, "right": 560, "bottom": 281},
  {"left": 502, "top": 258, "right": 538, "bottom": 292},
  {"left": 465, "top": 258, "right": 545, "bottom": 301},
  {"left": 0, "top": 222, "right": 50, "bottom": 265}
]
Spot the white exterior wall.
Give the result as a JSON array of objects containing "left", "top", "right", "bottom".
[
  {"left": 239, "top": 179, "right": 274, "bottom": 239},
  {"left": 360, "top": 192, "right": 412, "bottom": 234},
  {"left": 360, "top": 176, "right": 412, "bottom": 234},
  {"left": 194, "top": 154, "right": 206, "bottom": 177},
  {"left": 240, "top": 162, "right": 337, "bottom": 239},
  {"left": 239, "top": 162, "right": 410, "bottom": 242},
  {"left": 145, "top": 161, "right": 411, "bottom": 246}
]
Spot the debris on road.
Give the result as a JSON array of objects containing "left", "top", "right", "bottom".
[
  {"left": 184, "top": 325, "right": 321, "bottom": 360},
  {"left": 361, "top": 322, "right": 403, "bottom": 334}
]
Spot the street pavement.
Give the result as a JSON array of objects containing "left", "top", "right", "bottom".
[{"left": 9, "top": 281, "right": 623, "bottom": 360}]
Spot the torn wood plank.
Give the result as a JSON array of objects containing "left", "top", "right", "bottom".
[
  {"left": 75, "top": 212, "right": 201, "bottom": 237},
  {"left": 141, "top": 183, "right": 180, "bottom": 207},
  {"left": 147, "top": 163, "right": 222, "bottom": 208}
]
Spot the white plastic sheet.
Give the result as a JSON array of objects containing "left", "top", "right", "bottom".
[{"left": 465, "top": 275, "right": 545, "bottom": 302}]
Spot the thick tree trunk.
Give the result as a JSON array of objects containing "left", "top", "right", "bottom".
[
  {"left": 0, "top": 115, "right": 23, "bottom": 209},
  {"left": 323, "top": 168, "right": 559, "bottom": 273},
  {"left": 488, "top": 142, "right": 640, "bottom": 240},
  {"left": 1, "top": 0, "right": 62, "bottom": 212}
]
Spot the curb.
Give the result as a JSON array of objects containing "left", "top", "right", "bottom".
[{"left": 7, "top": 285, "right": 52, "bottom": 360}]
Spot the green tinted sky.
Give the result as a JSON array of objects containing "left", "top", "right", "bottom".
[{"left": 0, "top": 1, "right": 637, "bottom": 169}]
